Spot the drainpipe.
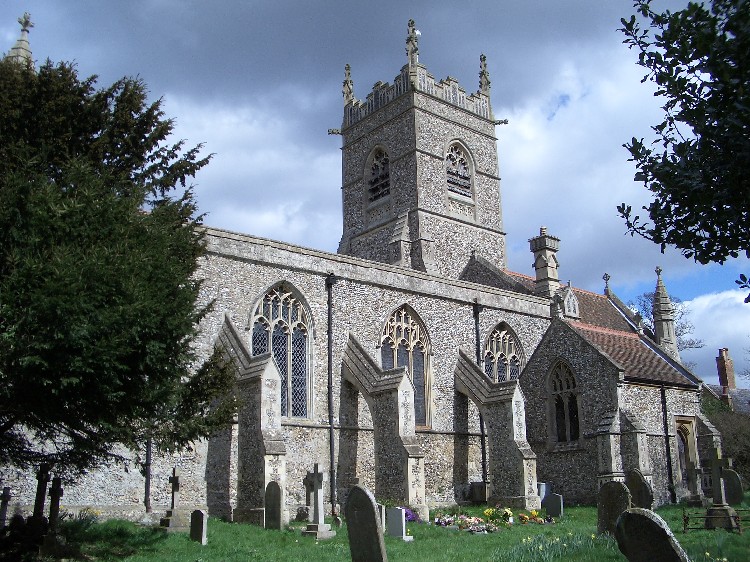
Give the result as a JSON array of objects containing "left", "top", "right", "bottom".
[
  {"left": 660, "top": 385, "right": 677, "bottom": 503},
  {"left": 473, "top": 299, "right": 488, "bottom": 484},
  {"left": 325, "top": 273, "right": 338, "bottom": 519}
]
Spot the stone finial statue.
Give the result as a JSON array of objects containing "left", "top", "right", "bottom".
[
  {"left": 6, "top": 12, "right": 34, "bottom": 66},
  {"left": 406, "top": 19, "right": 419, "bottom": 68},
  {"left": 342, "top": 64, "right": 354, "bottom": 105},
  {"left": 479, "top": 54, "right": 491, "bottom": 94}
]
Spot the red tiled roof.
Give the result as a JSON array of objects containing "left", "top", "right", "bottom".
[{"left": 569, "top": 321, "right": 697, "bottom": 387}]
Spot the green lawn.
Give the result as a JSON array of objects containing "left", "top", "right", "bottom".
[{"left": 35, "top": 499, "right": 750, "bottom": 561}]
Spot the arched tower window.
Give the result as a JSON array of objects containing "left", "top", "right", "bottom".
[
  {"left": 446, "top": 143, "right": 473, "bottom": 198},
  {"left": 380, "top": 305, "right": 432, "bottom": 427},
  {"left": 249, "top": 284, "right": 311, "bottom": 418},
  {"left": 483, "top": 323, "right": 524, "bottom": 382},
  {"left": 367, "top": 147, "right": 390, "bottom": 202},
  {"left": 548, "top": 361, "right": 580, "bottom": 443}
]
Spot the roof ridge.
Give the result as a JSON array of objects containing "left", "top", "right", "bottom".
[{"left": 569, "top": 320, "right": 639, "bottom": 338}]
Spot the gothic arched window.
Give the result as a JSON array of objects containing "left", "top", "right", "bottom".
[
  {"left": 483, "top": 323, "right": 524, "bottom": 382},
  {"left": 380, "top": 305, "right": 431, "bottom": 427},
  {"left": 250, "top": 284, "right": 311, "bottom": 418},
  {"left": 446, "top": 143, "right": 472, "bottom": 198},
  {"left": 367, "top": 147, "right": 390, "bottom": 202},
  {"left": 548, "top": 361, "right": 580, "bottom": 443}
]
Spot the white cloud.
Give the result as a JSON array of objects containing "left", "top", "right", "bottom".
[{"left": 681, "top": 291, "right": 750, "bottom": 388}]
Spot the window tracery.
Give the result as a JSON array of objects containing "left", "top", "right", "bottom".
[
  {"left": 548, "top": 362, "right": 580, "bottom": 443},
  {"left": 380, "top": 305, "right": 431, "bottom": 426},
  {"left": 368, "top": 147, "right": 390, "bottom": 202},
  {"left": 446, "top": 143, "right": 472, "bottom": 198},
  {"left": 250, "top": 284, "right": 311, "bottom": 418},
  {"left": 483, "top": 323, "right": 524, "bottom": 382}
]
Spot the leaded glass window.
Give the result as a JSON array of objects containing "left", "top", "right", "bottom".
[
  {"left": 368, "top": 147, "right": 390, "bottom": 202},
  {"left": 446, "top": 143, "right": 472, "bottom": 198},
  {"left": 483, "top": 324, "right": 524, "bottom": 382},
  {"left": 380, "top": 306, "right": 431, "bottom": 426},
  {"left": 548, "top": 362, "right": 580, "bottom": 443},
  {"left": 250, "top": 285, "right": 311, "bottom": 418}
]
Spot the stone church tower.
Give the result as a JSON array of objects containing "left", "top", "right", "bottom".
[{"left": 337, "top": 20, "right": 506, "bottom": 278}]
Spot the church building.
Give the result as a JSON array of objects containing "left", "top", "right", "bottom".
[{"left": 3, "top": 18, "right": 723, "bottom": 520}]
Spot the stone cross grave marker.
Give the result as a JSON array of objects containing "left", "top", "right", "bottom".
[
  {"left": 597, "top": 481, "right": 631, "bottom": 535},
  {"left": 386, "top": 507, "right": 413, "bottom": 542},
  {"left": 190, "top": 509, "right": 208, "bottom": 545},
  {"left": 345, "top": 485, "right": 387, "bottom": 562},
  {"left": 615, "top": 508, "right": 690, "bottom": 562},
  {"left": 0, "top": 486, "right": 10, "bottom": 530},
  {"left": 301, "top": 464, "right": 336, "bottom": 539},
  {"left": 723, "top": 468, "right": 743, "bottom": 505},
  {"left": 546, "top": 493, "right": 563, "bottom": 518},
  {"left": 47, "top": 477, "right": 63, "bottom": 532},
  {"left": 160, "top": 466, "right": 186, "bottom": 531},
  {"left": 264, "top": 481, "right": 282, "bottom": 530},
  {"left": 705, "top": 449, "right": 738, "bottom": 530},
  {"left": 624, "top": 469, "right": 653, "bottom": 509},
  {"left": 302, "top": 471, "right": 315, "bottom": 522},
  {"left": 32, "top": 464, "right": 51, "bottom": 520}
]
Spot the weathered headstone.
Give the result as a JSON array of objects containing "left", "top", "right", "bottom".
[
  {"left": 624, "top": 469, "right": 653, "bottom": 509},
  {"left": 160, "top": 467, "right": 187, "bottom": 531},
  {"left": 190, "top": 509, "right": 208, "bottom": 545},
  {"left": 615, "top": 508, "right": 690, "bottom": 562},
  {"left": 545, "top": 493, "right": 563, "bottom": 518},
  {"left": 264, "top": 481, "right": 282, "bottom": 530},
  {"left": 597, "top": 481, "right": 631, "bottom": 535},
  {"left": 0, "top": 486, "right": 11, "bottom": 530},
  {"left": 705, "top": 449, "right": 738, "bottom": 530},
  {"left": 301, "top": 464, "right": 335, "bottom": 539},
  {"left": 345, "top": 485, "right": 387, "bottom": 562},
  {"left": 376, "top": 504, "right": 386, "bottom": 532},
  {"left": 386, "top": 507, "right": 413, "bottom": 542},
  {"left": 722, "top": 469, "right": 743, "bottom": 506},
  {"left": 538, "top": 482, "right": 550, "bottom": 507}
]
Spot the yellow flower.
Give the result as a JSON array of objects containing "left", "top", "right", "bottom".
[{"left": 591, "top": 534, "right": 596, "bottom": 540}]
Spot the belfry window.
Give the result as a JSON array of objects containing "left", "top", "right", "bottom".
[
  {"left": 250, "top": 284, "right": 311, "bottom": 418},
  {"left": 483, "top": 323, "right": 524, "bottom": 382},
  {"left": 446, "top": 143, "right": 472, "bottom": 198},
  {"left": 380, "top": 305, "right": 431, "bottom": 426},
  {"left": 368, "top": 147, "right": 390, "bottom": 202},
  {"left": 548, "top": 362, "right": 580, "bottom": 443}
]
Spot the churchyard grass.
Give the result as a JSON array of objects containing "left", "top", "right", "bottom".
[{"left": 46, "top": 497, "right": 750, "bottom": 562}]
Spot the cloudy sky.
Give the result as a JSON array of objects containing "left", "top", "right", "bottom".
[{"left": 2, "top": 1, "right": 748, "bottom": 386}]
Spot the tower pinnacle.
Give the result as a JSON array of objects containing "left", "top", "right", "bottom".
[
  {"left": 479, "top": 54, "right": 491, "bottom": 94},
  {"left": 6, "top": 12, "right": 34, "bottom": 67},
  {"left": 406, "top": 19, "right": 419, "bottom": 69},
  {"left": 342, "top": 64, "right": 354, "bottom": 105},
  {"left": 652, "top": 266, "right": 680, "bottom": 361}
]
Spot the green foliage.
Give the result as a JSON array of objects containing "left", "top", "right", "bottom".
[
  {"left": 706, "top": 408, "right": 750, "bottom": 483},
  {"left": 0, "top": 58, "right": 235, "bottom": 473},
  {"left": 618, "top": 0, "right": 750, "bottom": 299}
]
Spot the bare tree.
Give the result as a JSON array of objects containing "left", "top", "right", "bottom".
[{"left": 629, "top": 292, "right": 705, "bottom": 352}]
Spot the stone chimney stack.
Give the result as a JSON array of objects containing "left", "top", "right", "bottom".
[
  {"left": 716, "top": 348, "right": 736, "bottom": 391},
  {"left": 651, "top": 266, "right": 680, "bottom": 361},
  {"left": 529, "top": 227, "right": 560, "bottom": 299}
]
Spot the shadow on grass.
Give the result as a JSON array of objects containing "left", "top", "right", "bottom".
[{"left": 69, "top": 520, "right": 169, "bottom": 559}]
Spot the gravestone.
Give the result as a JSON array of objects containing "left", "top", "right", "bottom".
[
  {"left": 190, "top": 509, "right": 208, "bottom": 545},
  {"left": 345, "top": 485, "right": 387, "bottom": 562},
  {"left": 264, "top": 481, "right": 282, "bottom": 530},
  {"left": 301, "top": 464, "right": 335, "bottom": 539},
  {"left": 47, "top": 477, "right": 63, "bottom": 532},
  {"left": 160, "top": 467, "right": 187, "bottom": 531},
  {"left": 386, "top": 507, "right": 413, "bottom": 542},
  {"left": 624, "top": 469, "right": 653, "bottom": 509},
  {"left": 615, "top": 508, "right": 690, "bottom": 562},
  {"left": 722, "top": 469, "right": 743, "bottom": 506},
  {"left": 538, "top": 482, "right": 550, "bottom": 507},
  {"left": 545, "top": 493, "right": 563, "bottom": 518},
  {"left": 26, "top": 464, "right": 50, "bottom": 542},
  {"left": 0, "top": 486, "right": 10, "bottom": 530},
  {"left": 303, "top": 471, "right": 315, "bottom": 522},
  {"left": 597, "top": 481, "right": 631, "bottom": 535},
  {"left": 705, "top": 449, "right": 738, "bottom": 530},
  {"left": 376, "top": 504, "right": 386, "bottom": 532}
]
